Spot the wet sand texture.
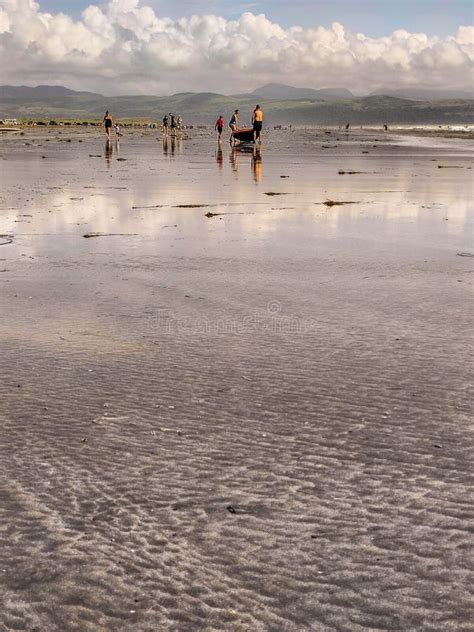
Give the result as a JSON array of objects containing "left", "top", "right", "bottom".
[{"left": 0, "top": 127, "right": 473, "bottom": 631}]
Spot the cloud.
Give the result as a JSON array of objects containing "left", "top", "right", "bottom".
[{"left": 0, "top": 0, "right": 473, "bottom": 94}]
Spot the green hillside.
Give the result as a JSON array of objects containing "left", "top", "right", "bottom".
[{"left": 1, "top": 87, "right": 473, "bottom": 125}]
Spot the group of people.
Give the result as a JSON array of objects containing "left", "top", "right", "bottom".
[
  {"left": 162, "top": 113, "right": 183, "bottom": 136},
  {"left": 215, "top": 105, "right": 264, "bottom": 144},
  {"left": 103, "top": 105, "right": 264, "bottom": 144}
]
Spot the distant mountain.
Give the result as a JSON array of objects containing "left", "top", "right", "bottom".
[
  {"left": 1, "top": 85, "right": 473, "bottom": 125},
  {"left": 0, "top": 85, "right": 99, "bottom": 99},
  {"left": 252, "top": 83, "right": 354, "bottom": 101},
  {"left": 371, "top": 87, "right": 474, "bottom": 101}
]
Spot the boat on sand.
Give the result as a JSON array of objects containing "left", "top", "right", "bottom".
[{"left": 232, "top": 128, "right": 254, "bottom": 143}]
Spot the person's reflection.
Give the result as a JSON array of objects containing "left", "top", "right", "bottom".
[
  {"left": 170, "top": 136, "right": 176, "bottom": 156},
  {"left": 252, "top": 146, "right": 262, "bottom": 183},
  {"left": 115, "top": 137, "right": 120, "bottom": 155},
  {"left": 229, "top": 145, "right": 238, "bottom": 173},
  {"left": 163, "top": 134, "right": 169, "bottom": 156},
  {"left": 216, "top": 143, "right": 223, "bottom": 170},
  {"left": 105, "top": 139, "right": 113, "bottom": 166}
]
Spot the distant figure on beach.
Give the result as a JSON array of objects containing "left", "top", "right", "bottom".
[
  {"left": 215, "top": 115, "right": 225, "bottom": 140},
  {"left": 177, "top": 115, "right": 183, "bottom": 131},
  {"left": 229, "top": 109, "right": 239, "bottom": 143},
  {"left": 345, "top": 123, "right": 350, "bottom": 130},
  {"left": 103, "top": 110, "right": 113, "bottom": 140},
  {"left": 162, "top": 114, "right": 169, "bottom": 135},
  {"left": 252, "top": 105, "right": 263, "bottom": 143},
  {"left": 384, "top": 124, "right": 388, "bottom": 131},
  {"left": 114, "top": 122, "right": 122, "bottom": 138}
]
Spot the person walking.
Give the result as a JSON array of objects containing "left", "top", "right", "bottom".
[
  {"left": 103, "top": 110, "right": 113, "bottom": 140},
  {"left": 252, "top": 105, "right": 263, "bottom": 143},
  {"left": 162, "top": 114, "right": 169, "bottom": 135},
  {"left": 229, "top": 109, "right": 239, "bottom": 144},
  {"left": 215, "top": 115, "right": 225, "bottom": 140}
]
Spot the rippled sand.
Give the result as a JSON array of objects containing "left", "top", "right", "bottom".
[{"left": 0, "top": 127, "right": 473, "bottom": 631}]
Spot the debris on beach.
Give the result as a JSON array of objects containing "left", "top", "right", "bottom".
[
  {"left": 264, "top": 192, "right": 290, "bottom": 196},
  {"left": 323, "top": 200, "right": 358, "bottom": 207},
  {"left": 338, "top": 170, "right": 365, "bottom": 175},
  {"left": 205, "top": 211, "right": 251, "bottom": 218},
  {"left": 280, "top": 175, "right": 290, "bottom": 178},
  {"left": 174, "top": 204, "right": 211, "bottom": 208},
  {"left": 456, "top": 252, "right": 474, "bottom": 258},
  {"left": 83, "top": 232, "right": 138, "bottom": 238},
  {"left": 226, "top": 504, "right": 250, "bottom": 515},
  {"left": 438, "top": 165, "right": 463, "bottom": 169},
  {"left": 0, "top": 235, "right": 13, "bottom": 246},
  {"left": 132, "top": 205, "right": 165, "bottom": 209}
]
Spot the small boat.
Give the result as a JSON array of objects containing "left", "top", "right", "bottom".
[{"left": 232, "top": 128, "right": 254, "bottom": 143}]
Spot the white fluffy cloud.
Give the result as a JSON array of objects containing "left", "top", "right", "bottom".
[{"left": 0, "top": 0, "right": 473, "bottom": 94}]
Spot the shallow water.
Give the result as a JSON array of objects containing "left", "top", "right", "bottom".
[{"left": 0, "top": 127, "right": 473, "bottom": 631}]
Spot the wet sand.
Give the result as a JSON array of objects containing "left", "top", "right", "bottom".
[{"left": 0, "top": 127, "right": 473, "bottom": 631}]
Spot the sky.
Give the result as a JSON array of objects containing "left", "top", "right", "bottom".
[
  {"left": 37, "top": 0, "right": 474, "bottom": 37},
  {"left": 0, "top": 0, "right": 473, "bottom": 95}
]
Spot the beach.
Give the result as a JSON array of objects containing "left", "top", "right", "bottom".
[{"left": 0, "top": 126, "right": 473, "bottom": 631}]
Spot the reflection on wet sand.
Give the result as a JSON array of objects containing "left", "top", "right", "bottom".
[
  {"left": 252, "top": 147, "right": 262, "bottom": 183},
  {"left": 229, "top": 145, "right": 237, "bottom": 173},
  {"left": 105, "top": 139, "right": 113, "bottom": 165},
  {"left": 229, "top": 144, "right": 263, "bottom": 182},
  {"left": 216, "top": 143, "right": 223, "bottom": 169},
  {"left": 162, "top": 135, "right": 183, "bottom": 157},
  {"left": 0, "top": 129, "right": 472, "bottom": 256}
]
